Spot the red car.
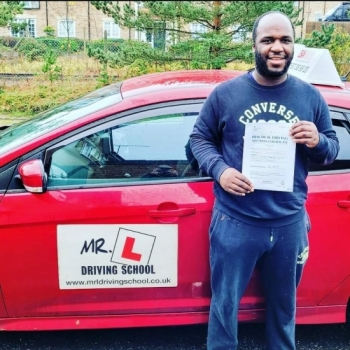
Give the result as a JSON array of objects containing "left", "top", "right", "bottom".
[{"left": 0, "top": 67, "right": 349, "bottom": 331}]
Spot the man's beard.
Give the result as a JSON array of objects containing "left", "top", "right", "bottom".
[{"left": 255, "top": 51, "right": 294, "bottom": 78}]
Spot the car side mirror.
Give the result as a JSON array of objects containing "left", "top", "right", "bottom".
[{"left": 18, "top": 159, "right": 47, "bottom": 193}]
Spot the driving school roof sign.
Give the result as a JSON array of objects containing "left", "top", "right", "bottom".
[{"left": 289, "top": 44, "right": 344, "bottom": 87}]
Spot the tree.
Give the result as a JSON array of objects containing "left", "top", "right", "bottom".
[
  {"left": 0, "top": 1, "right": 24, "bottom": 30},
  {"left": 91, "top": 1, "right": 302, "bottom": 69},
  {"left": 302, "top": 23, "right": 334, "bottom": 48},
  {"left": 302, "top": 24, "right": 350, "bottom": 77}
]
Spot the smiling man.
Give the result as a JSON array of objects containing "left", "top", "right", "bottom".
[
  {"left": 253, "top": 12, "right": 295, "bottom": 82},
  {"left": 190, "top": 11, "right": 339, "bottom": 350}
]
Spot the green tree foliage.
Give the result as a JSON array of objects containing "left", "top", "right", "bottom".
[
  {"left": 302, "top": 23, "right": 334, "bottom": 48},
  {"left": 328, "top": 28, "right": 350, "bottom": 77},
  {"left": 43, "top": 26, "right": 55, "bottom": 38},
  {"left": 91, "top": 1, "right": 302, "bottom": 69},
  {"left": 42, "top": 49, "right": 62, "bottom": 85},
  {"left": 0, "top": 1, "right": 24, "bottom": 29},
  {"left": 302, "top": 24, "right": 350, "bottom": 77}
]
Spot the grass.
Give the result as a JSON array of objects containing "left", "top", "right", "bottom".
[
  {"left": 0, "top": 79, "right": 101, "bottom": 117},
  {"left": 0, "top": 54, "right": 120, "bottom": 120}
]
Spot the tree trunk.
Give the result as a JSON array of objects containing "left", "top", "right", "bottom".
[{"left": 211, "top": 1, "right": 222, "bottom": 69}]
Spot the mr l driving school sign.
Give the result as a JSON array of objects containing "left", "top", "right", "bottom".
[{"left": 57, "top": 224, "right": 177, "bottom": 289}]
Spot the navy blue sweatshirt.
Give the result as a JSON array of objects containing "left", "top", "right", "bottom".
[{"left": 190, "top": 73, "right": 340, "bottom": 227}]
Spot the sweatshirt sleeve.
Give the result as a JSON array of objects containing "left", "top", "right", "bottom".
[
  {"left": 305, "top": 93, "right": 339, "bottom": 165},
  {"left": 189, "top": 88, "right": 230, "bottom": 182}
]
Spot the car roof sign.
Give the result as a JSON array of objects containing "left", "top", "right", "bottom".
[{"left": 289, "top": 44, "right": 344, "bottom": 87}]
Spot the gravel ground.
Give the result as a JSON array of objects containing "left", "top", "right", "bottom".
[{"left": 0, "top": 323, "right": 349, "bottom": 350}]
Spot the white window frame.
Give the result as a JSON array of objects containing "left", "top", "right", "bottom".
[
  {"left": 23, "top": 1, "right": 40, "bottom": 9},
  {"left": 103, "top": 21, "right": 120, "bottom": 39},
  {"left": 58, "top": 19, "right": 76, "bottom": 38},
  {"left": 134, "top": 2, "right": 146, "bottom": 41},
  {"left": 11, "top": 18, "right": 36, "bottom": 38},
  {"left": 190, "top": 22, "right": 207, "bottom": 39}
]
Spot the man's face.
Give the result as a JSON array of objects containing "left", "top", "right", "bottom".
[{"left": 253, "top": 14, "right": 294, "bottom": 79}]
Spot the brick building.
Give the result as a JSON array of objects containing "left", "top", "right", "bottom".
[
  {"left": 0, "top": 1, "right": 346, "bottom": 44},
  {"left": 0, "top": 1, "right": 136, "bottom": 41}
]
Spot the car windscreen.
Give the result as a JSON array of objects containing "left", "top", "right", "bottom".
[
  {"left": 0, "top": 83, "right": 123, "bottom": 156},
  {"left": 324, "top": 4, "right": 341, "bottom": 16}
]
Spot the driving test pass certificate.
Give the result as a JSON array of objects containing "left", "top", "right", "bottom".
[{"left": 242, "top": 123, "right": 296, "bottom": 192}]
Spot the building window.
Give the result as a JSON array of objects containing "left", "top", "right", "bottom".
[
  {"left": 103, "top": 21, "right": 120, "bottom": 39},
  {"left": 190, "top": 23, "right": 207, "bottom": 39},
  {"left": 23, "top": 1, "right": 40, "bottom": 9},
  {"left": 58, "top": 20, "right": 76, "bottom": 38},
  {"left": 153, "top": 22, "right": 166, "bottom": 49},
  {"left": 11, "top": 18, "right": 36, "bottom": 38},
  {"left": 314, "top": 11, "right": 322, "bottom": 21},
  {"left": 141, "top": 22, "right": 165, "bottom": 49}
]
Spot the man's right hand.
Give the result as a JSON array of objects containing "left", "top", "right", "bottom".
[{"left": 219, "top": 168, "right": 254, "bottom": 196}]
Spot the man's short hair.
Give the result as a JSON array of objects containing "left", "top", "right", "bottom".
[{"left": 252, "top": 11, "right": 295, "bottom": 44}]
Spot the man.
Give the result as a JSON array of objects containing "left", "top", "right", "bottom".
[{"left": 189, "top": 11, "right": 339, "bottom": 350}]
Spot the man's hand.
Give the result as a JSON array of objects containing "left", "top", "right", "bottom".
[
  {"left": 290, "top": 121, "right": 319, "bottom": 148},
  {"left": 219, "top": 168, "right": 254, "bottom": 196}
]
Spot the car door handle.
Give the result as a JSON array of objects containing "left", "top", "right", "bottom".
[
  {"left": 148, "top": 208, "right": 196, "bottom": 218},
  {"left": 337, "top": 200, "right": 350, "bottom": 208}
]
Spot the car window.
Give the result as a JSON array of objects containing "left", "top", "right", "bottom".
[
  {"left": 47, "top": 111, "right": 201, "bottom": 188},
  {"left": 346, "top": 5, "right": 350, "bottom": 18},
  {"left": 308, "top": 111, "right": 350, "bottom": 172},
  {"left": 334, "top": 7, "right": 343, "bottom": 16}
]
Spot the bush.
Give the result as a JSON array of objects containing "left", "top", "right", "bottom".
[
  {"left": 37, "top": 37, "right": 84, "bottom": 54},
  {"left": 87, "top": 38, "right": 123, "bottom": 53},
  {"left": 17, "top": 38, "right": 47, "bottom": 60},
  {"left": 43, "top": 26, "right": 55, "bottom": 38},
  {"left": 0, "top": 44, "right": 11, "bottom": 57},
  {"left": 57, "top": 38, "right": 84, "bottom": 53},
  {"left": 36, "top": 37, "right": 61, "bottom": 50},
  {"left": 327, "top": 28, "right": 350, "bottom": 77},
  {"left": 0, "top": 36, "right": 20, "bottom": 48}
]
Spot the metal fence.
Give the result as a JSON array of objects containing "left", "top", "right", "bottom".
[{"left": 0, "top": 35, "right": 122, "bottom": 85}]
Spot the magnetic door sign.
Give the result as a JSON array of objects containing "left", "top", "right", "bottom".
[{"left": 57, "top": 224, "right": 178, "bottom": 289}]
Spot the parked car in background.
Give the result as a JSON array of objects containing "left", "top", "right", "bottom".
[
  {"left": 318, "top": 1, "right": 350, "bottom": 22},
  {"left": 0, "top": 51, "right": 349, "bottom": 331}
]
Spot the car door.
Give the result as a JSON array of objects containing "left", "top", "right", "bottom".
[
  {"left": 0, "top": 101, "right": 214, "bottom": 320},
  {"left": 296, "top": 108, "right": 350, "bottom": 320}
]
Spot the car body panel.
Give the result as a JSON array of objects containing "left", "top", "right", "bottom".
[
  {"left": 299, "top": 173, "right": 350, "bottom": 306},
  {"left": 0, "top": 181, "right": 213, "bottom": 317}
]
